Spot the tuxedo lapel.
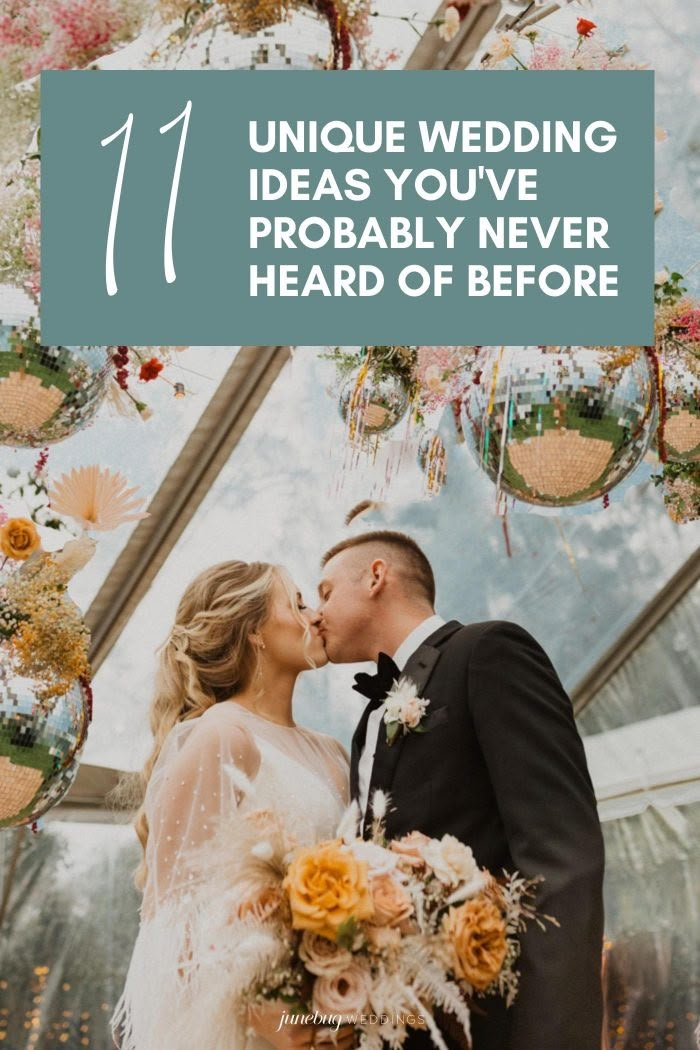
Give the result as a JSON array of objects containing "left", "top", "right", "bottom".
[{"left": 363, "top": 621, "right": 462, "bottom": 832}]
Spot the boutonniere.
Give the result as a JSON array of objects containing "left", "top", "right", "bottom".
[{"left": 383, "top": 676, "right": 431, "bottom": 746}]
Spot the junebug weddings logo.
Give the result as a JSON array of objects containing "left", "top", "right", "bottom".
[{"left": 274, "top": 1010, "right": 427, "bottom": 1033}]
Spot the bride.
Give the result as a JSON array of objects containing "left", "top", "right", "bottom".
[{"left": 112, "top": 560, "right": 354, "bottom": 1050}]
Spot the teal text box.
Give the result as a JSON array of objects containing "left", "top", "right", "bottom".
[{"left": 41, "top": 70, "right": 654, "bottom": 346}]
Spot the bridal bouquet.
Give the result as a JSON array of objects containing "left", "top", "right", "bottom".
[{"left": 209, "top": 790, "right": 551, "bottom": 1050}]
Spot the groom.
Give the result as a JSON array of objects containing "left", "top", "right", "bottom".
[{"left": 316, "top": 530, "right": 605, "bottom": 1050}]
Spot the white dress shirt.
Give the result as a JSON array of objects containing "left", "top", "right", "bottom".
[{"left": 357, "top": 614, "right": 445, "bottom": 817}]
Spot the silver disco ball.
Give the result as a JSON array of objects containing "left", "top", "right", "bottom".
[
  {"left": 461, "top": 347, "right": 657, "bottom": 509},
  {"left": 160, "top": 4, "right": 351, "bottom": 70},
  {"left": 660, "top": 349, "right": 700, "bottom": 463},
  {"left": 0, "top": 672, "right": 89, "bottom": 828},
  {"left": 0, "top": 327, "right": 111, "bottom": 447},
  {"left": 339, "top": 366, "right": 411, "bottom": 437}
]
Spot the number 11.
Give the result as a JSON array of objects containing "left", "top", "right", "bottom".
[{"left": 101, "top": 100, "right": 192, "bottom": 297}]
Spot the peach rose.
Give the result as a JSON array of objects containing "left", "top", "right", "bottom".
[
  {"left": 299, "top": 931, "right": 352, "bottom": 977},
  {"left": 283, "top": 840, "right": 373, "bottom": 941},
  {"left": 370, "top": 873, "right": 413, "bottom": 927},
  {"left": 234, "top": 882, "right": 284, "bottom": 922},
  {"left": 401, "top": 696, "right": 425, "bottom": 729},
  {"left": 390, "top": 831, "right": 431, "bottom": 870},
  {"left": 443, "top": 898, "right": 507, "bottom": 991},
  {"left": 312, "top": 961, "right": 371, "bottom": 1020},
  {"left": 0, "top": 518, "right": 40, "bottom": 561}
]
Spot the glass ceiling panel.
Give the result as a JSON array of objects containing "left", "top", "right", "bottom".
[
  {"left": 87, "top": 348, "right": 699, "bottom": 772},
  {"left": 578, "top": 581, "right": 700, "bottom": 737}
]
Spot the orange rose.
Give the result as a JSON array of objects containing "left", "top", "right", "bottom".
[
  {"left": 0, "top": 518, "right": 40, "bottom": 561},
  {"left": 283, "top": 840, "right": 373, "bottom": 941},
  {"left": 443, "top": 897, "right": 507, "bottom": 991},
  {"left": 369, "top": 873, "right": 413, "bottom": 927}
]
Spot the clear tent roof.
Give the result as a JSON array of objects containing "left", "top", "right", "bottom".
[
  {"left": 83, "top": 346, "right": 698, "bottom": 772},
  {"left": 0, "top": 0, "right": 698, "bottom": 776}
]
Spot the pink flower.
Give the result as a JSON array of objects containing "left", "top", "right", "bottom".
[
  {"left": 312, "top": 961, "right": 371, "bottom": 1020},
  {"left": 672, "top": 309, "right": 700, "bottom": 343},
  {"left": 415, "top": 347, "right": 475, "bottom": 411},
  {"left": 390, "top": 831, "right": 432, "bottom": 870}
]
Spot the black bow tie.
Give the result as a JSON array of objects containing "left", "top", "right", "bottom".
[{"left": 352, "top": 652, "right": 401, "bottom": 703}]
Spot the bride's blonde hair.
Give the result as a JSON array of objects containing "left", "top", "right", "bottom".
[{"left": 132, "top": 559, "right": 309, "bottom": 888}]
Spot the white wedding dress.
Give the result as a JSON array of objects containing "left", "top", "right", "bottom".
[{"left": 112, "top": 701, "right": 350, "bottom": 1050}]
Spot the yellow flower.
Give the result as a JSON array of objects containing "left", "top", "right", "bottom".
[
  {"left": 443, "top": 897, "right": 507, "bottom": 991},
  {"left": 283, "top": 840, "right": 373, "bottom": 941},
  {"left": 0, "top": 518, "right": 41, "bottom": 561}
]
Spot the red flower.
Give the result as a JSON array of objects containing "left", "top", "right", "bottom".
[
  {"left": 139, "top": 357, "right": 164, "bottom": 382},
  {"left": 576, "top": 18, "right": 597, "bottom": 37},
  {"left": 448, "top": 0, "right": 471, "bottom": 18}
]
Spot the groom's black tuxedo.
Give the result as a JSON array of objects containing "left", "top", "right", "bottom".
[{"left": 350, "top": 620, "right": 605, "bottom": 1050}]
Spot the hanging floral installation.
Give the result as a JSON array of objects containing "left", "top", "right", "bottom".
[
  {"left": 481, "top": 18, "right": 644, "bottom": 72},
  {"left": 323, "top": 345, "right": 478, "bottom": 498},
  {"left": 324, "top": 328, "right": 698, "bottom": 524},
  {"left": 0, "top": 449, "right": 72, "bottom": 535},
  {"left": 648, "top": 270, "right": 700, "bottom": 524},
  {"left": 154, "top": 0, "right": 373, "bottom": 69},
  {"left": 0, "top": 0, "right": 145, "bottom": 83},
  {"left": 48, "top": 463, "right": 150, "bottom": 531},
  {"left": 0, "top": 154, "right": 40, "bottom": 301},
  {"left": 0, "top": 315, "right": 194, "bottom": 449},
  {"left": 0, "top": 457, "right": 149, "bottom": 827},
  {"left": 0, "top": 461, "right": 148, "bottom": 699},
  {"left": 109, "top": 344, "right": 192, "bottom": 420},
  {"left": 597, "top": 271, "right": 700, "bottom": 526}
]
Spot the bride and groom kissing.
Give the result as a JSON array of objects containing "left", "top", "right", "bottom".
[{"left": 114, "top": 530, "right": 605, "bottom": 1050}]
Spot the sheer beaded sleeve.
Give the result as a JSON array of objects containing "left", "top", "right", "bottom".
[{"left": 141, "top": 709, "right": 261, "bottom": 918}]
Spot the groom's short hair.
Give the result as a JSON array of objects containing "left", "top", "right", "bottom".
[{"left": 321, "top": 531, "right": 435, "bottom": 606}]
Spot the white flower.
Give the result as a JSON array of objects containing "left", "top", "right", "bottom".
[
  {"left": 654, "top": 269, "right": 670, "bottom": 286},
  {"left": 370, "top": 788, "right": 389, "bottom": 822},
  {"left": 383, "top": 677, "right": 430, "bottom": 729},
  {"left": 420, "top": 834, "right": 484, "bottom": 901},
  {"left": 438, "top": 5, "right": 460, "bottom": 43},
  {"left": 251, "top": 841, "right": 274, "bottom": 861},
  {"left": 488, "top": 30, "right": 518, "bottom": 64},
  {"left": 349, "top": 840, "right": 400, "bottom": 877}
]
